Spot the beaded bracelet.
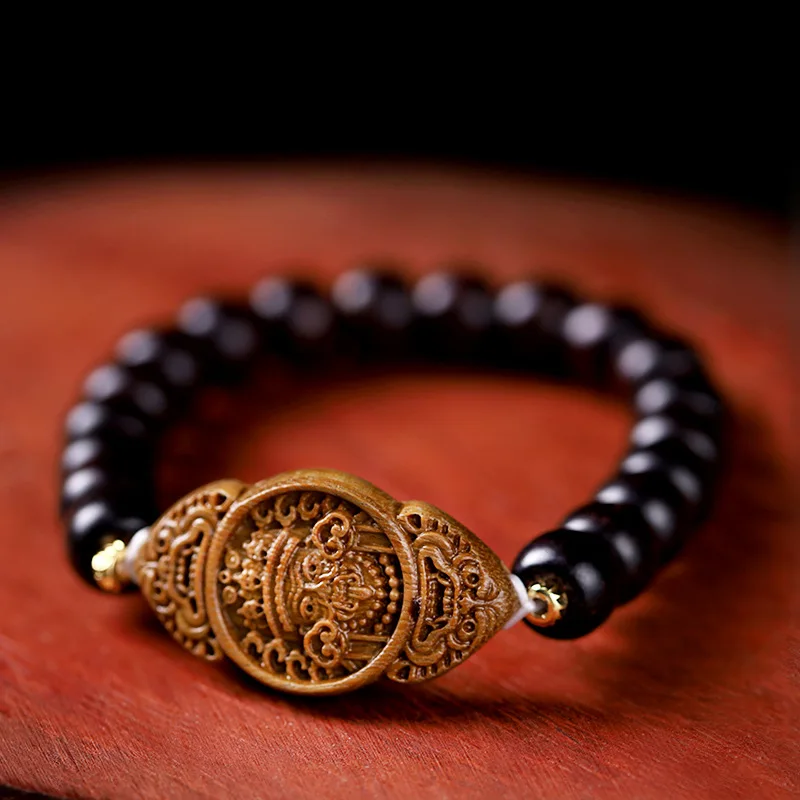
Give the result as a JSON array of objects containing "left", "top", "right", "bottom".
[{"left": 60, "top": 269, "right": 724, "bottom": 696}]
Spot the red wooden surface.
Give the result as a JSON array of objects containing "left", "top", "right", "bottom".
[{"left": 0, "top": 166, "right": 795, "bottom": 799}]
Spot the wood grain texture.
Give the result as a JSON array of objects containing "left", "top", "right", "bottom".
[{"left": 0, "top": 166, "right": 795, "bottom": 799}]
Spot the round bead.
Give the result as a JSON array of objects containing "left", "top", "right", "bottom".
[
  {"left": 634, "top": 376, "right": 723, "bottom": 435},
  {"left": 493, "top": 280, "right": 577, "bottom": 375},
  {"left": 411, "top": 271, "right": 494, "bottom": 363},
  {"left": 512, "top": 529, "right": 624, "bottom": 639},
  {"left": 562, "top": 501, "right": 658, "bottom": 603},
  {"left": 83, "top": 363, "right": 170, "bottom": 429},
  {"left": 61, "top": 436, "right": 149, "bottom": 476},
  {"left": 631, "top": 414, "right": 719, "bottom": 461},
  {"left": 116, "top": 328, "right": 203, "bottom": 395},
  {"left": 331, "top": 268, "right": 414, "bottom": 360},
  {"left": 595, "top": 465, "right": 698, "bottom": 562},
  {"left": 562, "top": 303, "right": 648, "bottom": 387},
  {"left": 64, "top": 401, "right": 151, "bottom": 446},
  {"left": 250, "top": 277, "right": 337, "bottom": 363},
  {"left": 66, "top": 501, "right": 149, "bottom": 587},
  {"left": 60, "top": 467, "right": 157, "bottom": 518},
  {"left": 613, "top": 335, "right": 702, "bottom": 388},
  {"left": 177, "top": 298, "right": 260, "bottom": 383}
]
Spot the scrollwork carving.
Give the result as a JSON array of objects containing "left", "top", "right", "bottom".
[{"left": 136, "top": 480, "right": 245, "bottom": 661}]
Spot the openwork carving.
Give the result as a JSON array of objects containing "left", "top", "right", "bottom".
[
  {"left": 206, "top": 481, "right": 406, "bottom": 693},
  {"left": 136, "top": 480, "right": 245, "bottom": 661},
  {"left": 140, "top": 469, "right": 520, "bottom": 695},
  {"left": 387, "top": 502, "right": 517, "bottom": 683}
]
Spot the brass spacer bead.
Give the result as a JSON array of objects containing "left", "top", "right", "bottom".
[
  {"left": 91, "top": 537, "right": 130, "bottom": 593},
  {"left": 525, "top": 578, "right": 568, "bottom": 627}
]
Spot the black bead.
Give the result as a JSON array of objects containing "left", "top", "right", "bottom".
[
  {"left": 613, "top": 334, "right": 703, "bottom": 389},
  {"left": 59, "top": 466, "right": 157, "bottom": 519},
  {"left": 634, "top": 376, "right": 724, "bottom": 437},
  {"left": 562, "top": 501, "right": 659, "bottom": 603},
  {"left": 82, "top": 363, "right": 171, "bottom": 430},
  {"left": 513, "top": 528, "right": 624, "bottom": 639},
  {"left": 331, "top": 268, "right": 415, "bottom": 361},
  {"left": 411, "top": 271, "right": 494, "bottom": 363},
  {"left": 562, "top": 303, "right": 650, "bottom": 387},
  {"left": 630, "top": 414, "right": 719, "bottom": 462},
  {"left": 493, "top": 280, "right": 577, "bottom": 375},
  {"left": 595, "top": 463, "right": 700, "bottom": 563},
  {"left": 64, "top": 401, "right": 152, "bottom": 447},
  {"left": 250, "top": 277, "right": 338, "bottom": 364},
  {"left": 627, "top": 435, "right": 720, "bottom": 498},
  {"left": 66, "top": 501, "right": 149, "bottom": 587},
  {"left": 177, "top": 298, "right": 261, "bottom": 384},
  {"left": 61, "top": 436, "right": 150, "bottom": 476},
  {"left": 116, "top": 328, "right": 204, "bottom": 400}
]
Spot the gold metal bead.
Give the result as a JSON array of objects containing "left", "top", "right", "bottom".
[
  {"left": 91, "top": 538, "right": 129, "bottom": 593},
  {"left": 525, "top": 578, "right": 567, "bottom": 627}
]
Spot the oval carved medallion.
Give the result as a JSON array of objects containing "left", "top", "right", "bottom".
[{"left": 139, "top": 469, "right": 520, "bottom": 695}]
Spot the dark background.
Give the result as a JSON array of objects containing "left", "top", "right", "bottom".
[
  {"left": 0, "top": 137, "right": 784, "bottom": 219},
  {"left": 0, "top": 75, "right": 785, "bottom": 219}
]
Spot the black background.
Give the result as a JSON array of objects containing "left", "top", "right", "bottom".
[{"left": 0, "top": 64, "right": 785, "bottom": 218}]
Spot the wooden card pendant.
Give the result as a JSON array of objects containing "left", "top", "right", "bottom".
[{"left": 135, "top": 469, "right": 521, "bottom": 695}]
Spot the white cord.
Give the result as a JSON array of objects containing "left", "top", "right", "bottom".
[
  {"left": 122, "top": 526, "right": 150, "bottom": 586},
  {"left": 504, "top": 573, "right": 536, "bottom": 629}
]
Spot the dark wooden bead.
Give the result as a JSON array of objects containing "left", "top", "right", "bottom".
[
  {"left": 562, "top": 303, "right": 651, "bottom": 387},
  {"left": 60, "top": 467, "right": 157, "bottom": 519},
  {"left": 66, "top": 501, "right": 149, "bottom": 587},
  {"left": 595, "top": 463, "right": 699, "bottom": 563},
  {"left": 613, "top": 334, "right": 703, "bottom": 389},
  {"left": 628, "top": 435, "right": 720, "bottom": 497},
  {"left": 562, "top": 501, "right": 659, "bottom": 603},
  {"left": 82, "top": 363, "right": 171, "bottom": 429},
  {"left": 61, "top": 436, "right": 150, "bottom": 476},
  {"left": 177, "top": 298, "right": 261, "bottom": 384},
  {"left": 411, "top": 271, "right": 494, "bottom": 363},
  {"left": 513, "top": 528, "right": 624, "bottom": 639},
  {"left": 493, "top": 280, "right": 577, "bottom": 375},
  {"left": 64, "top": 401, "right": 151, "bottom": 447},
  {"left": 116, "top": 328, "right": 204, "bottom": 396},
  {"left": 250, "top": 277, "right": 338, "bottom": 364},
  {"left": 634, "top": 376, "right": 724, "bottom": 436},
  {"left": 331, "top": 268, "right": 414, "bottom": 360},
  {"left": 631, "top": 414, "right": 719, "bottom": 463}
]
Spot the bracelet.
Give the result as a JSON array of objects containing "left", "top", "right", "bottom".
[{"left": 60, "top": 268, "right": 724, "bottom": 696}]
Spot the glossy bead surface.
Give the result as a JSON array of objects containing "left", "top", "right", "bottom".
[
  {"left": 250, "top": 277, "right": 338, "bottom": 364},
  {"left": 562, "top": 303, "right": 648, "bottom": 387},
  {"left": 177, "top": 298, "right": 260, "bottom": 384},
  {"left": 562, "top": 501, "right": 658, "bottom": 603},
  {"left": 411, "top": 272, "right": 494, "bottom": 363},
  {"left": 64, "top": 401, "right": 151, "bottom": 447},
  {"left": 66, "top": 501, "right": 149, "bottom": 587},
  {"left": 59, "top": 466, "right": 157, "bottom": 518},
  {"left": 331, "top": 268, "right": 415, "bottom": 360},
  {"left": 512, "top": 529, "right": 624, "bottom": 638},
  {"left": 61, "top": 436, "right": 149, "bottom": 476},
  {"left": 116, "top": 328, "right": 204, "bottom": 398},
  {"left": 595, "top": 466, "right": 699, "bottom": 562},
  {"left": 83, "top": 363, "right": 171, "bottom": 429},
  {"left": 634, "top": 376, "right": 723, "bottom": 436},
  {"left": 613, "top": 335, "right": 703, "bottom": 389},
  {"left": 493, "top": 280, "right": 577, "bottom": 375}
]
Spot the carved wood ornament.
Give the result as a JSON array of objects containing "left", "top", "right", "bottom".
[{"left": 135, "top": 469, "right": 521, "bottom": 695}]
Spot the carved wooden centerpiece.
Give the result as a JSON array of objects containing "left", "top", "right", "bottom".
[{"left": 136, "top": 469, "right": 521, "bottom": 695}]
